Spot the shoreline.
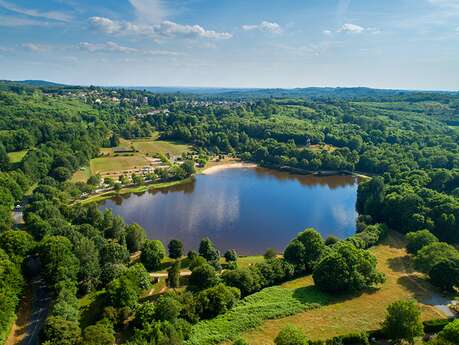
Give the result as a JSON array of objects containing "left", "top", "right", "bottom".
[
  {"left": 201, "top": 162, "right": 258, "bottom": 175},
  {"left": 75, "top": 160, "right": 370, "bottom": 205}
]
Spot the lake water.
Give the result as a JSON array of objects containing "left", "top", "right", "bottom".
[{"left": 99, "top": 167, "right": 359, "bottom": 255}]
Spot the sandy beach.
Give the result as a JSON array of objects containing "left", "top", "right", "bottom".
[{"left": 201, "top": 162, "right": 257, "bottom": 175}]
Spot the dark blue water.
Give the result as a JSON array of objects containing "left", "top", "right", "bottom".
[{"left": 99, "top": 167, "right": 359, "bottom": 255}]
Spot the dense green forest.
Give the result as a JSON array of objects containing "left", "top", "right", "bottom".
[{"left": 0, "top": 82, "right": 457, "bottom": 345}]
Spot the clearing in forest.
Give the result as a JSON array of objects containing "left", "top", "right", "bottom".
[{"left": 234, "top": 232, "right": 448, "bottom": 344}]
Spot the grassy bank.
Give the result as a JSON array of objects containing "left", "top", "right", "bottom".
[
  {"left": 77, "top": 177, "right": 193, "bottom": 205},
  {"left": 186, "top": 285, "right": 328, "bottom": 345}
]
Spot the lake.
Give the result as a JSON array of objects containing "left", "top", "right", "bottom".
[{"left": 99, "top": 166, "right": 359, "bottom": 255}]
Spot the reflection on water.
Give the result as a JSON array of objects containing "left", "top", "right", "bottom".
[{"left": 99, "top": 167, "right": 359, "bottom": 255}]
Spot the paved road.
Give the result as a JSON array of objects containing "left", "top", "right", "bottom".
[{"left": 21, "top": 277, "right": 51, "bottom": 345}]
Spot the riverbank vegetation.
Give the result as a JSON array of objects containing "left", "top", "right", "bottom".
[{"left": 0, "top": 82, "right": 457, "bottom": 345}]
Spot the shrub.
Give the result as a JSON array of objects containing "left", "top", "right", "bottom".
[
  {"left": 224, "top": 249, "right": 238, "bottom": 262},
  {"left": 274, "top": 325, "right": 309, "bottom": 345},
  {"left": 414, "top": 242, "right": 459, "bottom": 273},
  {"left": 382, "top": 300, "right": 424, "bottom": 344},
  {"left": 437, "top": 319, "right": 459, "bottom": 344},
  {"left": 189, "top": 263, "right": 219, "bottom": 290},
  {"left": 406, "top": 230, "right": 439, "bottom": 254},
  {"left": 195, "top": 283, "right": 241, "bottom": 319},
  {"left": 429, "top": 259, "right": 459, "bottom": 291}
]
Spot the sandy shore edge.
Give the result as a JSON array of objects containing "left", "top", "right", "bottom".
[{"left": 201, "top": 162, "right": 257, "bottom": 175}]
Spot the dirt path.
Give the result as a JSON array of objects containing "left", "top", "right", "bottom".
[{"left": 6, "top": 277, "right": 51, "bottom": 345}]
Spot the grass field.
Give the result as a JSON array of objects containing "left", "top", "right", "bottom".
[
  {"left": 234, "top": 233, "right": 446, "bottom": 344},
  {"left": 90, "top": 155, "right": 149, "bottom": 174},
  {"left": 71, "top": 166, "right": 91, "bottom": 183},
  {"left": 187, "top": 285, "right": 328, "bottom": 345},
  {"left": 132, "top": 139, "right": 191, "bottom": 156},
  {"left": 7, "top": 150, "right": 28, "bottom": 163}
]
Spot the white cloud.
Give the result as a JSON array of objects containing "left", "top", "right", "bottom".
[
  {"left": 0, "top": 14, "right": 51, "bottom": 27},
  {"left": 22, "top": 43, "right": 48, "bottom": 52},
  {"left": 129, "top": 0, "right": 167, "bottom": 24},
  {"left": 456, "top": 26, "right": 459, "bottom": 32},
  {"left": 338, "top": 23, "right": 365, "bottom": 33},
  {"left": 79, "top": 41, "right": 183, "bottom": 57},
  {"left": 89, "top": 16, "right": 232, "bottom": 40},
  {"left": 0, "top": 0, "right": 72, "bottom": 22},
  {"left": 323, "top": 30, "right": 333, "bottom": 36},
  {"left": 242, "top": 21, "right": 282, "bottom": 34},
  {"left": 79, "top": 42, "right": 138, "bottom": 53}
]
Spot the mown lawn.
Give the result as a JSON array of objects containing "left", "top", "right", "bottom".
[
  {"left": 90, "top": 155, "right": 149, "bottom": 174},
  {"left": 187, "top": 285, "right": 328, "bottom": 345},
  {"left": 132, "top": 139, "right": 191, "bottom": 156},
  {"left": 7, "top": 150, "right": 28, "bottom": 163},
  {"left": 235, "top": 233, "right": 446, "bottom": 344}
]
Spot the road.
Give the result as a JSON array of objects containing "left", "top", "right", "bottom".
[{"left": 20, "top": 277, "right": 51, "bottom": 345}]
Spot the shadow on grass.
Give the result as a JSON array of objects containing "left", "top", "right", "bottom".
[
  {"left": 387, "top": 255, "right": 415, "bottom": 273},
  {"left": 292, "top": 285, "right": 330, "bottom": 305},
  {"left": 80, "top": 292, "right": 108, "bottom": 329},
  {"left": 397, "top": 275, "right": 452, "bottom": 306}
]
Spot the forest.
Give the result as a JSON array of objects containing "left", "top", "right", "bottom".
[{"left": 0, "top": 81, "right": 457, "bottom": 345}]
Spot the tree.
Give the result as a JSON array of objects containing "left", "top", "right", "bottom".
[
  {"left": 74, "top": 237, "right": 101, "bottom": 293},
  {"left": 274, "top": 325, "right": 309, "bottom": 345},
  {"left": 44, "top": 316, "right": 81, "bottom": 345},
  {"left": 0, "top": 230, "right": 34, "bottom": 264},
  {"left": 82, "top": 320, "right": 115, "bottom": 345},
  {"left": 414, "top": 242, "right": 459, "bottom": 273},
  {"left": 154, "top": 295, "right": 182, "bottom": 322},
  {"left": 313, "top": 242, "right": 385, "bottom": 293},
  {"left": 437, "top": 319, "right": 459, "bottom": 344},
  {"left": 39, "top": 236, "right": 80, "bottom": 285},
  {"left": 168, "top": 261, "right": 181, "bottom": 288},
  {"left": 168, "top": 239, "right": 184, "bottom": 259},
  {"left": 126, "top": 224, "right": 146, "bottom": 253},
  {"left": 101, "top": 242, "right": 129, "bottom": 265},
  {"left": 264, "top": 248, "right": 277, "bottom": 260},
  {"left": 224, "top": 249, "right": 238, "bottom": 263},
  {"left": 140, "top": 240, "right": 166, "bottom": 271},
  {"left": 429, "top": 259, "right": 459, "bottom": 291},
  {"left": 284, "top": 228, "right": 325, "bottom": 271},
  {"left": 296, "top": 228, "right": 325, "bottom": 270},
  {"left": 405, "top": 230, "right": 439, "bottom": 254},
  {"left": 199, "top": 237, "right": 220, "bottom": 262},
  {"left": 382, "top": 300, "right": 424, "bottom": 345},
  {"left": 189, "top": 263, "right": 219, "bottom": 290},
  {"left": 195, "top": 283, "right": 240, "bottom": 319}
]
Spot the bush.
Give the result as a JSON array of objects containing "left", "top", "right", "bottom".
[
  {"left": 313, "top": 242, "right": 385, "bottom": 293},
  {"left": 423, "top": 318, "right": 453, "bottom": 333},
  {"left": 437, "top": 319, "right": 459, "bottom": 344},
  {"left": 274, "top": 325, "right": 309, "bottom": 345},
  {"left": 125, "top": 224, "right": 146, "bottom": 253},
  {"left": 429, "top": 259, "right": 459, "bottom": 291},
  {"left": 140, "top": 240, "right": 166, "bottom": 271},
  {"left": 189, "top": 263, "right": 219, "bottom": 290},
  {"left": 195, "top": 283, "right": 241, "bottom": 319},
  {"left": 406, "top": 230, "right": 439, "bottom": 254},
  {"left": 382, "top": 300, "right": 424, "bottom": 344},
  {"left": 414, "top": 242, "right": 459, "bottom": 273},
  {"left": 224, "top": 249, "right": 238, "bottom": 262}
]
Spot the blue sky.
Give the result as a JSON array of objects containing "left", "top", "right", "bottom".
[{"left": 0, "top": 0, "right": 458, "bottom": 89}]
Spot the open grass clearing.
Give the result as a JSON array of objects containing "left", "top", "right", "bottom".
[
  {"left": 234, "top": 233, "right": 448, "bottom": 344},
  {"left": 132, "top": 139, "right": 191, "bottom": 156},
  {"left": 7, "top": 150, "right": 28, "bottom": 163},
  {"left": 90, "top": 155, "right": 149, "bottom": 175},
  {"left": 71, "top": 166, "right": 91, "bottom": 183}
]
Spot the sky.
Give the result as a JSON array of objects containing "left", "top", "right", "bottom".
[{"left": 0, "top": 0, "right": 458, "bottom": 90}]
